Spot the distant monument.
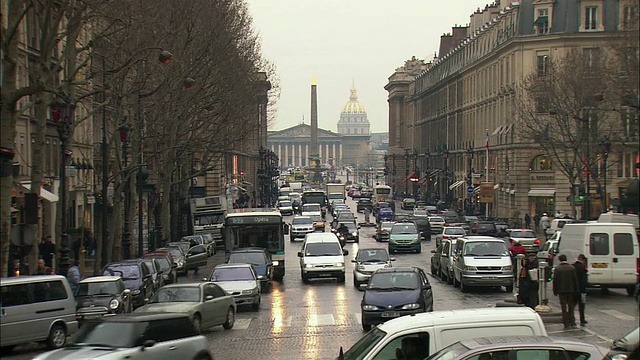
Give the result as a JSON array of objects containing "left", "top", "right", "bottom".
[{"left": 308, "top": 76, "right": 325, "bottom": 183}]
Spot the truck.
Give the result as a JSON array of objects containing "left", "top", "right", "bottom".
[
  {"left": 190, "top": 196, "right": 228, "bottom": 247},
  {"left": 325, "top": 183, "right": 346, "bottom": 203}
]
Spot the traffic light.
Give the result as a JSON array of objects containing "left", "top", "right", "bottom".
[{"left": 578, "top": 186, "right": 585, "bottom": 201}]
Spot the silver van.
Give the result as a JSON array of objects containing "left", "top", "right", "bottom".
[
  {"left": 0, "top": 275, "right": 78, "bottom": 350},
  {"left": 452, "top": 236, "right": 514, "bottom": 293}
]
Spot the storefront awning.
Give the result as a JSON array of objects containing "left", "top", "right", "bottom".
[
  {"left": 449, "top": 180, "right": 466, "bottom": 190},
  {"left": 19, "top": 182, "right": 59, "bottom": 202},
  {"left": 528, "top": 188, "right": 556, "bottom": 197},
  {"left": 493, "top": 183, "right": 500, "bottom": 190}
]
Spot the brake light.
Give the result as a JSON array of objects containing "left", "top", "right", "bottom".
[
  {"left": 510, "top": 239, "right": 514, "bottom": 243},
  {"left": 534, "top": 239, "right": 540, "bottom": 244}
]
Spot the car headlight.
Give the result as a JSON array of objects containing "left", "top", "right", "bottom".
[
  {"left": 304, "top": 263, "right": 312, "bottom": 268},
  {"left": 352, "top": 232, "right": 358, "bottom": 236},
  {"left": 412, "top": 236, "right": 419, "bottom": 242},
  {"left": 242, "top": 288, "right": 258, "bottom": 295},
  {"left": 335, "top": 262, "right": 344, "bottom": 267},
  {"left": 357, "top": 265, "right": 366, "bottom": 271},
  {"left": 384, "top": 263, "right": 391, "bottom": 268},
  {"left": 362, "top": 304, "right": 378, "bottom": 311},
  {"left": 610, "top": 355, "right": 629, "bottom": 360},
  {"left": 131, "top": 289, "right": 141, "bottom": 295},
  {"left": 109, "top": 299, "right": 120, "bottom": 310},
  {"left": 401, "top": 303, "right": 421, "bottom": 310},
  {"left": 177, "top": 259, "right": 184, "bottom": 267},
  {"left": 464, "top": 266, "right": 477, "bottom": 272},
  {"left": 272, "top": 260, "right": 279, "bottom": 266},
  {"left": 502, "top": 265, "right": 512, "bottom": 271}
]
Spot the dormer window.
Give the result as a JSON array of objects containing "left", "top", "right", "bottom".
[
  {"left": 535, "top": 8, "right": 550, "bottom": 34},
  {"left": 585, "top": 6, "right": 598, "bottom": 30}
]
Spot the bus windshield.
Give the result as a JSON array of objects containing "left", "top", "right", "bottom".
[
  {"left": 194, "top": 214, "right": 224, "bottom": 226},
  {"left": 227, "top": 224, "right": 282, "bottom": 254}
]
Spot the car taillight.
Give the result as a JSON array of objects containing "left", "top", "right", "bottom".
[
  {"left": 510, "top": 239, "right": 514, "bottom": 243},
  {"left": 534, "top": 239, "right": 540, "bottom": 244}
]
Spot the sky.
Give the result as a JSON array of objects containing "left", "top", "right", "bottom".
[{"left": 246, "top": 0, "right": 492, "bottom": 134}]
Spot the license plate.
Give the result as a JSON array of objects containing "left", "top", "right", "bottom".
[
  {"left": 592, "top": 263, "right": 608, "bottom": 268},
  {"left": 483, "top": 276, "right": 498, "bottom": 280},
  {"left": 382, "top": 311, "right": 400, "bottom": 318},
  {"left": 317, "top": 273, "right": 332, "bottom": 277}
]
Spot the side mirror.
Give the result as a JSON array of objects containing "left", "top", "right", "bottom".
[
  {"left": 205, "top": 295, "right": 214, "bottom": 301},
  {"left": 351, "top": 259, "right": 357, "bottom": 263},
  {"left": 257, "top": 275, "right": 265, "bottom": 280},
  {"left": 343, "top": 250, "right": 349, "bottom": 256},
  {"left": 297, "top": 251, "right": 303, "bottom": 257},
  {"left": 143, "top": 274, "right": 152, "bottom": 279},
  {"left": 123, "top": 289, "right": 131, "bottom": 296},
  {"left": 390, "top": 257, "right": 396, "bottom": 261}
]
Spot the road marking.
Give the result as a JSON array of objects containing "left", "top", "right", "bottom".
[
  {"left": 599, "top": 309, "right": 637, "bottom": 321},
  {"left": 582, "top": 327, "right": 613, "bottom": 343},
  {"left": 307, "top": 313, "right": 334, "bottom": 326},
  {"left": 354, "top": 313, "right": 361, "bottom": 324},
  {"left": 233, "top": 318, "right": 252, "bottom": 330}
]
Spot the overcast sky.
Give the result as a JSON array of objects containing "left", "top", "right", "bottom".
[{"left": 246, "top": 0, "right": 491, "bottom": 133}]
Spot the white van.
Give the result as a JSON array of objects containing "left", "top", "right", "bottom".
[
  {"left": 338, "top": 307, "right": 547, "bottom": 360},
  {"left": 598, "top": 212, "right": 639, "bottom": 230},
  {"left": 557, "top": 222, "right": 639, "bottom": 295},
  {"left": 1, "top": 275, "right": 79, "bottom": 350},
  {"left": 298, "top": 233, "right": 348, "bottom": 283}
]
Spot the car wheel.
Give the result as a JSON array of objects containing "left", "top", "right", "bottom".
[
  {"left": 431, "top": 264, "right": 436, "bottom": 275},
  {"left": 416, "top": 247, "right": 421, "bottom": 254},
  {"left": 252, "top": 296, "right": 261, "bottom": 311},
  {"left": 194, "top": 267, "right": 199, "bottom": 274},
  {"left": 362, "top": 320, "right": 371, "bottom": 331},
  {"left": 626, "top": 286, "right": 635, "bottom": 296},
  {"left": 192, "top": 314, "right": 202, "bottom": 333},
  {"left": 353, "top": 277, "right": 359, "bottom": 288},
  {"left": 447, "top": 270, "right": 454, "bottom": 285},
  {"left": 453, "top": 275, "right": 460, "bottom": 288},
  {"left": 505, "top": 284, "right": 514, "bottom": 293},
  {"left": 46, "top": 324, "right": 67, "bottom": 349},
  {"left": 222, "top": 306, "right": 236, "bottom": 329},
  {"left": 460, "top": 280, "right": 469, "bottom": 293},
  {"left": 337, "top": 274, "right": 346, "bottom": 283},
  {"left": 302, "top": 273, "right": 309, "bottom": 284}
]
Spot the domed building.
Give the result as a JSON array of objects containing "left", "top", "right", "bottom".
[{"left": 337, "top": 82, "right": 371, "bottom": 166}]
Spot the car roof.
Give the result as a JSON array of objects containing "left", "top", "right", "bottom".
[
  {"left": 304, "top": 233, "right": 340, "bottom": 243},
  {"left": 79, "top": 276, "right": 122, "bottom": 283},
  {"left": 373, "top": 267, "right": 417, "bottom": 274},
  {"left": 106, "top": 259, "right": 144, "bottom": 265},
  {"left": 214, "top": 263, "right": 254, "bottom": 269},
  {"left": 97, "top": 312, "right": 192, "bottom": 323},
  {"left": 1, "top": 274, "right": 68, "bottom": 285},
  {"left": 458, "top": 335, "right": 602, "bottom": 351},
  {"left": 460, "top": 236, "right": 504, "bottom": 242},
  {"left": 159, "top": 282, "right": 204, "bottom": 289},
  {"left": 230, "top": 248, "right": 268, "bottom": 254},
  {"left": 378, "top": 307, "right": 542, "bottom": 333}
]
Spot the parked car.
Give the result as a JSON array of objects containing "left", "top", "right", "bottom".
[
  {"left": 227, "top": 248, "right": 274, "bottom": 290},
  {"left": 360, "top": 267, "right": 433, "bottom": 331},
  {"left": 167, "top": 241, "right": 191, "bottom": 256},
  {"left": 75, "top": 276, "right": 132, "bottom": 322},
  {"left": 375, "top": 221, "right": 396, "bottom": 242},
  {"left": 144, "top": 251, "right": 178, "bottom": 284},
  {"left": 401, "top": 198, "right": 416, "bottom": 210},
  {"left": 290, "top": 215, "right": 315, "bottom": 241},
  {"left": 208, "top": 263, "right": 261, "bottom": 310},
  {"left": 427, "top": 336, "right": 609, "bottom": 360},
  {"left": 389, "top": 221, "right": 421, "bottom": 254},
  {"left": 135, "top": 282, "right": 236, "bottom": 333},
  {"left": 141, "top": 257, "right": 164, "bottom": 292},
  {"left": 507, "top": 229, "right": 540, "bottom": 253},
  {"left": 33, "top": 313, "right": 213, "bottom": 360},
  {"left": 157, "top": 246, "right": 187, "bottom": 276},
  {"left": 102, "top": 259, "right": 154, "bottom": 308},
  {"left": 357, "top": 198, "right": 373, "bottom": 212},
  {"left": 435, "top": 226, "right": 466, "bottom": 247},
  {"left": 352, "top": 248, "right": 394, "bottom": 288},
  {"left": 608, "top": 326, "right": 639, "bottom": 360},
  {"left": 438, "top": 239, "right": 458, "bottom": 285}
]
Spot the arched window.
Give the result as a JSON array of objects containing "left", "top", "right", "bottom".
[{"left": 529, "top": 154, "right": 553, "bottom": 171}]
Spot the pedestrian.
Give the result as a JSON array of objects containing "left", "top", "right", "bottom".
[
  {"left": 39, "top": 235, "right": 56, "bottom": 268},
  {"left": 34, "top": 259, "right": 53, "bottom": 275},
  {"left": 524, "top": 213, "right": 532, "bottom": 230},
  {"left": 67, "top": 260, "right": 80, "bottom": 292},
  {"left": 540, "top": 213, "right": 551, "bottom": 236},
  {"left": 573, "top": 254, "right": 588, "bottom": 326},
  {"left": 555, "top": 209, "right": 563, "bottom": 219},
  {"left": 533, "top": 213, "right": 541, "bottom": 232},
  {"left": 518, "top": 253, "right": 540, "bottom": 308},
  {"left": 553, "top": 254, "right": 579, "bottom": 329}
]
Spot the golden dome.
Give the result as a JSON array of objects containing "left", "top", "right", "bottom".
[{"left": 341, "top": 83, "right": 366, "bottom": 114}]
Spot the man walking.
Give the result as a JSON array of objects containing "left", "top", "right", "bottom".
[
  {"left": 524, "top": 213, "right": 532, "bottom": 229},
  {"left": 533, "top": 213, "right": 541, "bottom": 232},
  {"left": 67, "top": 260, "right": 81, "bottom": 292},
  {"left": 39, "top": 235, "right": 56, "bottom": 268},
  {"left": 553, "top": 254, "right": 579, "bottom": 329},
  {"left": 573, "top": 254, "right": 588, "bottom": 326}
]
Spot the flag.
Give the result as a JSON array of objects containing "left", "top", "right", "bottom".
[{"left": 485, "top": 129, "right": 490, "bottom": 150}]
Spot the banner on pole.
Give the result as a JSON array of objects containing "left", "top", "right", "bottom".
[{"left": 479, "top": 182, "right": 494, "bottom": 203}]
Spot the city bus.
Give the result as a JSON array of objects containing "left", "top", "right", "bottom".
[
  {"left": 373, "top": 184, "right": 393, "bottom": 203},
  {"left": 224, "top": 209, "right": 287, "bottom": 281}
]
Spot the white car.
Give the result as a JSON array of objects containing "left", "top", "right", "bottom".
[
  {"left": 352, "top": 248, "right": 394, "bottom": 288},
  {"left": 290, "top": 216, "right": 315, "bottom": 241},
  {"left": 277, "top": 200, "right": 294, "bottom": 215},
  {"left": 435, "top": 226, "right": 466, "bottom": 247},
  {"left": 428, "top": 216, "right": 446, "bottom": 234},
  {"left": 298, "top": 233, "right": 348, "bottom": 283},
  {"left": 208, "top": 263, "right": 261, "bottom": 310}
]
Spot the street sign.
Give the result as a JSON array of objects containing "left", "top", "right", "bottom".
[
  {"left": 467, "top": 185, "right": 474, "bottom": 197},
  {"left": 479, "top": 182, "right": 494, "bottom": 203}
]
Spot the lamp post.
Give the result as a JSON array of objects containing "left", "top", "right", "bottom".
[
  {"left": 443, "top": 147, "right": 449, "bottom": 205},
  {"left": 119, "top": 124, "right": 131, "bottom": 260},
  {"left": 137, "top": 165, "right": 148, "bottom": 257},
  {"left": 383, "top": 154, "right": 388, "bottom": 185},
  {"left": 412, "top": 150, "right": 419, "bottom": 198},
  {"left": 404, "top": 149, "right": 410, "bottom": 198},
  {"left": 467, "top": 146, "right": 475, "bottom": 215},
  {"left": 424, "top": 149, "right": 430, "bottom": 200},
  {"left": 600, "top": 137, "right": 611, "bottom": 211},
  {"left": 51, "top": 98, "right": 76, "bottom": 275}
]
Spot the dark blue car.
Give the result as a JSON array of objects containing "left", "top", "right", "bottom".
[
  {"left": 360, "top": 267, "right": 433, "bottom": 331},
  {"left": 227, "top": 248, "right": 273, "bottom": 290},
  {"left": 377, "top": 208, "right": 394, "bottom": 223}
]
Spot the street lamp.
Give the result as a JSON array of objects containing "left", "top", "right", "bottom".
[
  {"left": 412, "top": 149, "right": 419, "bottom": 198},
  {"left": 600, "top": 136, "right": 612, "bottom": 211},
  {"left": 119, "top": 124, "right": 131, "bottom": 259},
  {"left": 443, "top": 147, "right": 449, "bottom": 204},
  {"left": 404, "top": 149, "right": 410, "bottom": 198},
  {"left": 51, "top": 97, "right": 76, "bottom": 275},
  {"left": 467, "top": 146, "right": 475, "bottom": 215}
]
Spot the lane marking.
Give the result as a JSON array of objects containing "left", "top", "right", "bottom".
[
  {"left": 354, "top": 312, "right": 361, "bottom": 325},
  {"left": 316, "top": 313, "right": 335, "bottom": 326},
  {"left": 599, "top": 309, "right": 637, "bottom": 321},
  {"left": 232, "top": 318, "right": 252, "bottom": 330}
]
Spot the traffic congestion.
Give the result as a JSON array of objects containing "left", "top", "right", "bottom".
[{"left": 1, "top": 177, "right": 638, "bottom": 359}]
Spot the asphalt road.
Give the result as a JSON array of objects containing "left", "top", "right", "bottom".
[{"left": 4, "top": 197, "right": 639, "bottom": 360}]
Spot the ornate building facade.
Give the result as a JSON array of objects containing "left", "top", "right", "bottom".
[
  {"left": 267, "top": 124, "right": 343, "bottom": 168},
  {"left": 337, "top": 83, "right": 371, "bottom": 167}
]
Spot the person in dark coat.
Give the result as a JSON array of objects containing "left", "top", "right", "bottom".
[
  {"left": 573, "top": 254, "right": 588, "bottom": 326},
  {"left": 533, "top": 213, "right": 541, "bottom": 232},
  {"left": 39, "top": 235, "right": 56, "bottom": 268},
  {"left": 524, "top": 213, "right": 532, "bottom": 229},
  {"left": 553, "top": 254, "right": 579, "bottom": 329},
  {"left": 518, "top": 253, "right": 540, "bottom": 309}
]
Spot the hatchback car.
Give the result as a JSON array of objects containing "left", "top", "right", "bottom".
[
  {"left": 401, "top": 198, "right": 416, "bottom": 210},
  {"left": 375, "top": 221, "right": 396, "bottom": 242},
  {"left": 33, "top": 313, "right": 212, "bottom": 360},
  {"left": 608, "top": 326, "right": 639, "bottom": 360},
  {"left": 473, "top": 221, "right": 497, "bottom": 236},
  {"left": 290, "top": 215, "right": 315, "bottom": 241},
  {"left": 389, "top": 221, "right": 421, "bottom": 254},
  {"left": 507, "top": 229, "right": 540, "bottom": 253},
  {"left": 228, "top": 248, "right": 273, "bottom": 290},
  {"left": 277, "top": 200, "right": 294, "bottom": 215},
  {"left": 435, "top": 226, "right": 466, "bottom": 247},
  {"left": 352, "top": 248, "right": 394, "bottom": 288},
  {"left": 144, "top": 251, "right": 178, "bottom": 284},
  {"left": 157, "top": 246, "right": 187, "bottom": 275},
  {"left": 102, "top": 259, "right": 154, "bottom": 308},
  {"left": 135, "top": 282, "right": 236, "bottom": 333},
  {"left": 75, "top": 276, "right": 132, "bottom": 321},
  {"left": 208, "top": 263, "right": 261, "bottom": 310},
  {"left": 360, "top": 267, "right": 433, "bottom": 331},
  {"left": 428, "top": 216, "right": 446, "bottom": 234},
  {"left": 427, "top": 336, "right": 608, "bottom": 360},
  {"left": 357, "top": 198, "right": 373, "bottom": 212}
]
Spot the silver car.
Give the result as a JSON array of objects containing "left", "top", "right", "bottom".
[
  {"left": 33, "top": 313, "right": 212, "bottom": 360},
  {"left": 135, "top": 282, "right": 236, "bottom": 333},
  {"left": 352, "top": 248, "right": 394, "bottom": 288},
  {"left": 208, "top": 263, "right": 261, "bottom": 310}
]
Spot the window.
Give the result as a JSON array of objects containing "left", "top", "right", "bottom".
[
  {"left": 622, "top": 5, "right": 638, "bottom": 29},
  {"left": 613, "top": 233, "right": 634, "bottom": 255},
  {"left": 585, "top": 6, "right": 598, "bottom": 30},
  {"left": 589, "top": 233, "right": 609, "bottom": 255},
  {"left": 537, "top": 55, "right": 549, "bottom": 76},
  {"left": 535, "top": 8, "right": 550, "bottom": 34},
  {"left": 371, "top": 333, "right": 429, "bottom": 360},
  {"left": 530, "top": 155, "right": 553, "bottom": 171},
  {"left": 515, "top": 349, "right": 566, "bottom": 360},
  {"left": 583, "top": 48, "right": 601, "bottom": 69}
]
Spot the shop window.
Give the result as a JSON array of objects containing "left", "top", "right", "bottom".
[{"left": 530, "top": 155, "right": 553, "bottom": 171}]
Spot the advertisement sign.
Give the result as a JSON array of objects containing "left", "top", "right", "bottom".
[{"left": 479, "top": 182, "right": 494, "bottom": 203}]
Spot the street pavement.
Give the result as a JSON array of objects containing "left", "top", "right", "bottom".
[{"left": 4, "top": 196, "right": 639, "bottom": 360}]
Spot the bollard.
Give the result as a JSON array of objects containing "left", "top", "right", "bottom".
[{"left": 535, "top": 261, "right": 552, "bottom": 313}]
